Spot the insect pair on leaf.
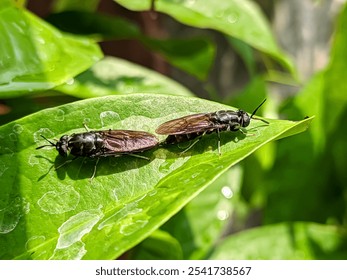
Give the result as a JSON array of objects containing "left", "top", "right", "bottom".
[{"left": 37, "top": 100, "right": 268, "bottom": 179}]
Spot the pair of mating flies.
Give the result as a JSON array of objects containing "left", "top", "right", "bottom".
[{"left": 37, "top": 100, "right": 268, "bottom": 179}]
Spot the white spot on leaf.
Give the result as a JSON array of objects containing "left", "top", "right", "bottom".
[
  {"left": 0, "top": 197, "right": 29, "bottom": 234},
  {"left": 56, "top": 209, "right": 103, "bottom": 249},
  {"left": 37, "top": 186, "right": 80, "bottom": 214},
  {"left": 12, "top": 124, "right": 24, "bottom": 134},
  {"left": 54, "top": 109, "right": 65, "bottom": 122},
  {"left": 99, "top": 111, "right": 120, "bottom": 127},
  {"left": 33, "top": 128, "right": 54, "bottom": 143},
  {"left": 25, "top": 236, "right": 46, "bottom": 251},
  {"left": 50, "top": 241, "right": 86, "bottom": 260}
]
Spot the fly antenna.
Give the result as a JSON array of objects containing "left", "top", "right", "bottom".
[
  {"left": 250, "top": 99, "right": 269, "bottom": 124},
  {"left": 36, "top": 135, "right": 56, "bottom": 150}
]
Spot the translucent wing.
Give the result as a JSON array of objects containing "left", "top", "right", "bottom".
[
  {"left": 155, "top": 113, "right": 217, "bottom": 135},
  {"left": 98, "top": 130, "right": 158, "bottom": 153}
]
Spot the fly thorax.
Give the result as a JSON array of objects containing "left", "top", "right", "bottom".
[
  {"left": 68, "top": 133, "right": 97, "bottom": 156},
  {"left": 214, "top": 110, "right": 239, "bottom": 124}
]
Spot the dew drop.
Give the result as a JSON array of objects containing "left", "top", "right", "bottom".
[
  {"left": 28, "top": 154, "right": 40, "bottom": 167},
  {"left": 38, "top": 37, "right": 46, "bottom": 44},
  {"left": 98, "top": 205, "right": 142, "bottom": 230},
  {"left": 66, "top": 78, "right": 75, "bottom": 85},
  {"left": 99, "top": 111, "right": 120, "bottom": 127},
  {"left": 120, "top": 220, "right": 148, "bottom": 236},
  {"left": 227, "top": 12, "right": 239, "bottom": 24},
  {"left": 221, "top": 186, "right": 233, "bottom": 199},
  {"left": 37, "top": 186, "right": 80, "bottom": 214},
  {"left": 0, "top": 197, "right": 27, "bottom": 234},
  {"left": 217, "top": 209, "right": 230, "bottom": 221},
  {"left": 54, "top": 109, "right": 65, "bottom": 122},
  {"left": 9, "top": 133, "right": 17, "bottom": 141},
  {"left": 56, "top": 209, "right": 103, "bottom": 249},
  {"left": 50, "top": 241, "right": 86, "bottom": 260},
  {"left": 185, "top": 0, "right": 196, "bottom": 6},
  {"left": 25, "top": 236, "right": 46, "bottom": 251},
  {"left": 33, "top": 128, "right": 54, "bottom": 143},
  {"left": 12, "top": 124, "right": 24, "bottom": 134}
]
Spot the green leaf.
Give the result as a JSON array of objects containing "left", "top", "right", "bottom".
[
  {"left": 143, "top": 37, "right": 215, "bottom": 80},
  {"left": 130, "top": 229, "right": 183, "bottom": 259},
  {"left": 55, "top": 56, "right": 193, "bottom": 98},
  {"left": 0, "top": 5, "right": 102, "bottom": 97},
  {"left": 46, "top": 10, "right": 215, "bottom": 80},
  {"left": 228, "top": 37, "right": 256, "bottom": 76},
  {"left": 114, "top": 0, "right": 294, "bottom": 73},
  {"left": 162, "top": 168, "right": 234, "bottom": 259},
  {"left": 0, "top": 0, "right": 13, "bottom": 10},
  {"left": 294, "top": 4, "right": 347, "bottom": 153},
  {"left": 53, "top": 0, "right": 100, "bottom": 12},
  {"left": 0, "top": 93, "right": 78, "bottom": 126},
  {"left": 0, "top": 94, "right": 311, "bottom": 259},
  {"left": 209, "top": 222, "right": 347, "bottom": 259},
  {"left": 46, "top": 11, "right": 141, "bottom": 40}
]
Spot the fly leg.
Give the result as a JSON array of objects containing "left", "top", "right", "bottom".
[
  {"left": 217, "top": 128, "right": 221, "bottom": 156},
  {"left": 55, "top": 156, "right": 78, "bottom": 170},
  {"left": 90, "top": 157, "right": 100, "bottom": 182},
  {"left": 126, "top": 153, "right": 150, "bottom": 160},
  {"left": 83, "top": 123, "right": 90, "bottom": 132},
  {"left": 179, "top": 132, "right": 206, "bottom": 155}
]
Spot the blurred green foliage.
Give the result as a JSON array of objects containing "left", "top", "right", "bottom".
[{"left": 0, "top": 0, "right": 346, "bottom": 260}]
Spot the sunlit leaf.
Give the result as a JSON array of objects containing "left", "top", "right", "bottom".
[
  {"left": 56, "top": 56, "right": 193, "bottom": 98},
  {"left": 0, "top": 94, "right": 311, "bottom": 259},
  {"left": 0, "top": 5, "right": 102, "bottom": 97},
  {"left": 114, "top": 0, "right": 294, "bottom": 73}
]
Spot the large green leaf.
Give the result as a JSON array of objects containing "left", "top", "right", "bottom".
[
  {"left": 55, "top": 56, "right": 193, "bottom": 98},
  {"left": 114, "top": 0, "right": 294, "bottom": 73},
  {"left": 0, "top": 5, "right": 102, "bottom": 97},
  {"left": 209, "top": 222, "right": 347, "bottom": 260},
  {"left": 0, "top": 94, "right": 312, "bottom": 259}
]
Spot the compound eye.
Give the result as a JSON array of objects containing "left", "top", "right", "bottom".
[
  {"left": 57, "top": 144, "right": 68, "bottom": 157},
  {"left": 242, "top": 114, "right": 251, "bottom": 127},
  {"left": 57, "top": 135, "right": 69, "bottom": 157}
]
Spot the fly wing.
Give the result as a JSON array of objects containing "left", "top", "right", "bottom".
[
  {"left": 156, "top": 113, "right": 216, "bottom": 135},
  {"left": 98, "top": 130, "right": 158, "bottom": 153}
]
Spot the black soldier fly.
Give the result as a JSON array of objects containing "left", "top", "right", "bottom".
[
  {"left": 36, "top": 125, "right": 159, "bottom": 179},
  {"left": 155, "top": 99, "right": 269, "bottom": 155}
]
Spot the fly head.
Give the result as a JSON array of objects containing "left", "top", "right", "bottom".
[
  {"left": 238, "top": 110, "right": 251, "bottom": 127},
  {"left": 56, "top": 135, "right": 70, "bottom": 157}
]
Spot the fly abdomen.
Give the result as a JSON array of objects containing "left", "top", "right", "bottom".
[{"left": 164, "top": 131, "right": 212, "bottom": 145}]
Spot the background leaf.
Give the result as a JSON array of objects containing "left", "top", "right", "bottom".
[
  {"left": 114, "top": 0, "right": 294, "bottom": 73},
  {"left": 130, "top": 229, "right": 183, "bottom": 260},
  {"left": 55, "top": 56, "right": 194, "bottom": 98},
  {"left": 0, "top": 94, "right": 311, "bottom": 259},
  {"left": 209, "top": 222, "right": 347, "bottom": 260},
  {"left": 46, "top": 10, "right": 215, "bottom": 80},
  {"left": 0, "top": 4, "right": 102, "bottom": 97}
]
